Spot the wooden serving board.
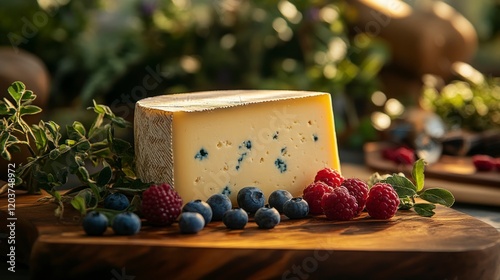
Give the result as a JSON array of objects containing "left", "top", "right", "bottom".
[
  {"left": 364, "top": 142, "right": 500, "bottom": 187},
  {"left": 1, "top": 175, "right": 499, "bottom": 280},
  {"left": 364, "top": 142, "right": 500, "bottom": 207}
]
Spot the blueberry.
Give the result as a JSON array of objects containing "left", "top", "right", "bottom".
[
  {"left": 283, "top": 197, "right": 309, "bottom": 219},
  {"left": 112, "top": 212, "right": 141, "bottom": 235},
  {"left": 222, "top": 208, "right": 248, "bottom": 229},
  {"left": 237, "top": 186, "right": 265, "bottom": 214},
  {"left": 268, "top": 190, "right": 293, "bottom": 213},
  {"left": 82, "top": 211, "right": 109, "bottom": 236},
  {"left": 182, "top": 199, "right": 213, "bottom": 226},
  {"left": 206, "top": 194, "right": 232, "bottom": 221},
  {"left": 254, "top": 206, "right": 280, "bottom": 229},
  {"left": 104, "top": 193, "right": 130, "bottom": 211},
  {"left": 179, "top": 212, "right": 205, "bottom": 234}
]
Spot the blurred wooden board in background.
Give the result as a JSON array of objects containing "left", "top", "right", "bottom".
[{"left": 363, "top": 142, "right": 500, "bottom": 207}]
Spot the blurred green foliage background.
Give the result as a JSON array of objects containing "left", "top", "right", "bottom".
[
  {"left": 0, "top": 0, "right": 389, "bottom": 147},
  {"left": 1, "top": 0, "right": 499, "bottom": 147}
]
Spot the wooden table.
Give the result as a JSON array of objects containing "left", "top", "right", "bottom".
[{"left": 1, "top": 163, "right": 499, "bottom": 280}]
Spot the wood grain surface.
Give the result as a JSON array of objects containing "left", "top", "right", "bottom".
[{"left": 1, "top": 164, "right": 499, "bottom": 280}]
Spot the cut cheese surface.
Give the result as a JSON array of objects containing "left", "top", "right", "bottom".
[{"left": 134, "top": 90, "right": 340, "bottom": 204}]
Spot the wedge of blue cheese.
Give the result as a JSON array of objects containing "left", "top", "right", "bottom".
[{"left": 134, "top": 90, "right": 340, "bottom": 204}]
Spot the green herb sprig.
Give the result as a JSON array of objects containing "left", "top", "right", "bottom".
[
  {"left": 368, "top": 159, "right": 455, "bottom": 217},
  {"left": 1, "top": 81, "right": 149, "bottom": 218}
]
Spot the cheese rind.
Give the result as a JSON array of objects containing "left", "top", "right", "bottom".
[{"left": 134, "top": 90, "right": 340, "bottom": 204}]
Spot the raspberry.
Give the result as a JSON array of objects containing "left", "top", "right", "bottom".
[
  {"left": 381, "top": 147, "right": 397, "bottom": 161},
  {"left": 141, "top": 183, "right": 183, "bottom": 226},
  {"left": 321, "top": 187, "right": 358, "bottom": 221},
  {"left": 472, "top": 155, "right": 495, "bottom": 171},
  {"left": 314, "top": 167, "right": 344, "bottom": 188},
  {"left": 303, "top": 181, "right": 334, "bottom": 215},
  {"left": 342, "top": 178, "right": 369, "bottom": 215},
  {"left": 382, "top": 146, "right": 415, "bottom": 165},
  {"left": 365, "top": 183, "right": 400, "bottom": 219}
]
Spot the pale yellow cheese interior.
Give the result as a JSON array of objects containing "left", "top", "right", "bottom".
[{"left": 135, "top": 90, "right": 340, "bottom": 204}]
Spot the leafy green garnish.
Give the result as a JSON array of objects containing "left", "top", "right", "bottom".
[
  {"left": 375, "top": 159, "right": 455, "bottom": 217},
  {"left": 1, "top": 81, "right": 150, "bottom": 218}
]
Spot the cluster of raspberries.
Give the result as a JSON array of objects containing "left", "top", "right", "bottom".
[
  {"left": 472, "top": 155, "right": 500, "bottom": 172},
  {"left": 303, "top": 168, "right": 400, "bottom": 220},
  {"left": 140, "top": 168, "right": 401, "bottom": 225}
]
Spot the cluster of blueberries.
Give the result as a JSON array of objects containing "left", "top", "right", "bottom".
[
  {"left": 82, "top": 186, "right": 310, "bottom": 236},
  {"left": 180, "top": 187, "right": 310, "bottom": 233},
  {"left": 82, "top": 193, "right": 140, "bottom": 236}
]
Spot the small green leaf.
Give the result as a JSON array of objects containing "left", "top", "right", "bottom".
[
  {"left": 74, "top": 155, "right": 85, "bottom": 166},
  {"left": 72, "top": 121, "right": 86, "bottom": 137},
  {"left": 65, "top": 139, "right": 77, "bottom": 146},
  {"left": 0, "top": 131, "right": 10, "bottom": 149},
  {"left": 1, "top": 149, "right": 11, "bottom": 161},
  {"left": 91, "top": 148, "right": 111, "bottom": 158},
  {"left": 8, "top": 81, "right": 25, "bottom": 103},
  {"left": 392, "top": 184, "right": 418, "bottom": 199},
  {"left": 8, "top": 144, "right": 21, "bottom": 154},
  {"left": 382, "top": 174, "right": 417, "bottom": 198},
  {"left": 87, "top": 182, "right": 102, "bottom": 201},
  {"left": 78, "top": 166, "right": 91, "bottom": 182},
  {"left": 121, "top": 167, "right": 136, "bottom": 177},
  {"left": 88, "top": 113, "right": 104, "bottom": 139},
  {"left": 66, "top": 125, "right": 84, "bottom": 141},
  {"left": 383, "top": 174, "right": 417, "bottom": 191},
  {"left": 419, "top": 188, "right": 455, "bottom": 207},
  {"left": 0, "top": 132, "right": 12, "bottom": 160},
  {"left": 0, "top": 102, "right": 10, "bottom": 115},
  {"left": 55, "top": 167, "right": 68, "bottom": 185},
  {"left": 113, "top": 177, "right": 151, "bottom": 191},
  {"left": 76, "top": 140, "right": 91, "bottom": 152},
  {"left": 127, "top": 194, "right": 142, "bottom": 212},
  {"left": 111, "top": 117, "right": 131, "bottom": 128},
  {"left": 49, "top": 149, "right": 61, "bottom": 160},
  {"left": 31, "top": 125, "right": 48, "bottom": 153},
  {"left": 52, "top": 190, "right": 62, "bottom": 201},
  {"left": 45, "top": 121, "right": 61, "bottom": 145},
  {"left": 3, "top": 98, "right": 15, "bottom": 111},
  {"left": 58, "top": 144, "right": 71, "bottom": 154},
  {"left": 96, "top": 165, "right": 113, "bottom": 186},
  {"left": 19, "top": 105, "right": 42, "bottom": 116},
  {"left": 91, "top": 141, "right": 109, "bottom": 150},
  {"left": 47, "top": 173, "right": 55, "bottom": 183},
  {"left": 412, "top": 159, "right": 426, "bottom": 192},
  {"left": 413, "top": 203, "right": 436, "bottom": 217},
  {"left": 398, "top": 196, "right": 414, "bottom": 210},
  {"left": 70, "top": 196, "right": 87, "bottom": 216},
  {"left": 21, "top": 90, "right": 36, "bottom": 102},
  {"left": 107, "top": 125, "right": 114, "bottom": 145},
  {"left": 76, "top": 188, "right": 97, "bottom": 208},
  {"left": 94, "top": 103, "right": 115, "bottom": 117},
  {"left": 92, "top": 102, "right": 107, "bottom": 115},
  {"left": 112, "top": 138, "right": 132, "bottom": 154}
]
